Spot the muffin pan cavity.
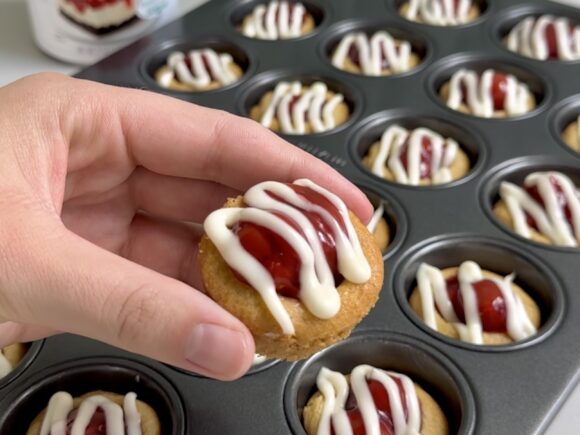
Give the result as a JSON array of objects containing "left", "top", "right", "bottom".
[
  {"left": 427, "top": 53, "right": 549, "bottom": 120},
  {"left": 0, "top": 341, "right": 42, "bottom": 390},
  {"left": 395, "top": 235, "right": 563, "bottom": 350},
  {"left": 320, "top": 19, "right": 431, "bottom": 77},
  {"left": 482, "top": 157, "right": 580, "bottom": 250},
  {"left": 392, "top": 0, "right": 489, "bottom": 28},
  {"left": 238, "top": 70, "right": 362, "bottom": 136},
  {"left": 550, "top": 95, "right": 580, "bottom": 155},
  {"left": 0, "top": 358, "right": 185, "bottom": 434},
  {"left": 283, "top": 331, "right": 475, "bottom": 434},
  {"left": 229, "top": 0, "right": 327, "bottom": 41},
  {"left": 141, "top": 38, "right": 253, "bottom": 94},
  {"left": 492, "top": 3, "right": 580, "bottom": 63},
  {"left": 350, "top": 109, "right": 485, "bottom": 188}
]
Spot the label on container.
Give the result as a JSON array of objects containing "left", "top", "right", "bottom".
[{"left": 26, "top": 0, "right": 176, "bottom": 66}]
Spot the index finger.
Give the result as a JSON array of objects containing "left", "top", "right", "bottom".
[{"left": 79, "top": 79, "right": 372, "bottom": 222}]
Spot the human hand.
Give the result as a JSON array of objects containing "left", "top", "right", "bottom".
[{"left": 0, "top": 74, "right": 372, "bottom": 380}]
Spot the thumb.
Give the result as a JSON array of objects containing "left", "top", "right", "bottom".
[{"left": 2, "top": 222, "right": 255, "bottom": 381}]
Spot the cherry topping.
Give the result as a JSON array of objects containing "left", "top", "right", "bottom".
[
  {"left": 288, "top": 95, "right": 304, "bottom": 118},
  {"left": 525, "top": 212, "right": 539, "bottom": 232},
  {"left": 544, "top": 23, "right": 559, "bottom": 59},
  {"left": 181, "top": 55, "right": 216, "bottom": 82},
  {"left": 337, "top": 409, "right": 394, "bottom": 435},
  {"left": 235, "top": 221, "right": 302, "bottom": 298},
  {"left": 234, "top": 184, "right": 344, "bottom": 298},
  {"left": 542, "top": 21, "right": 576, "bottom": 60},
  {"left": 347, "top": 44, "right": 361, "bottom": 67},
  {"left": 67, "top": 408, "right": 107, "bottom": 435},
  {"left": 490, "top": 73, "right": 508, "bottom": 110},
  {"left": 399, "top": 136, "right": 434, "bottom": 179},
  {"left": 332, "top": 379, "right": 407, "bottom": 435},
  {"left": 524, "top": 176, "right": 574, "bottom": 230},
  {"left": 66, "top": 0, "right": 132, "bottom": 13},
  {"left": 346, "top": 42, "right": 390, "bottom": 70},
  {"left": 261, "top": 3, "right": 307, "bottom": 28},
  {"left": 445, "top": 276, "right": 507, "bottom": 332},
  {"left": 459, "top": 72, "right": 509, "bottom": 111},
  {"left": 287, "top": 94, "right": 333, "bottom": 122}
]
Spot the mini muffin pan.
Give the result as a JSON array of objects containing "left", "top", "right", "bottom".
[{"left": 2, "top": 0, "right": 579, "bottom": 433}]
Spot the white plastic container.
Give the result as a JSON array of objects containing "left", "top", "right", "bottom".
[{"left": 26, "top": 0, "right": 176, "bottom": 65}]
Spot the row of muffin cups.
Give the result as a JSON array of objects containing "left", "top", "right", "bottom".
[
  {"left": 0, "top": 330, "right": 475, "bottom": 435},
  {"left": 141, "top": 8, "right": 580, "bottom": 98},
  {"left": 184, "top": 0, "right": 580, "bottom": 62},
  {"left": 0, "top": 335, "right": 475, "bottom": 433},
  {"left": 222, "top": 0, "right": 578, "bottom": 39},
  {"left": 142, "top": 34, "right": 573, "bottom": 95},
  {"left": 141, "top": 48, "right": 580, "bottom": 154}
]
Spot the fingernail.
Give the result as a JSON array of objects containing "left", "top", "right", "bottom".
[{"left": 185, "top": 324, "right": 251, "bottom": 379}]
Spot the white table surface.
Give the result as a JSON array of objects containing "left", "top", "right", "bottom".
[{"left": 1, "top": 0, "right": 580, "bottom": 433}]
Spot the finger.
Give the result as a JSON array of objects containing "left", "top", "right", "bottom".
[
  {"left": 61, "top": 78, "right": 372, "bottom": 222},
  {"left": 123, "top": 213, "right": 203, "bottom": 289},
  {"left": 4, "top": 219, "right": 254, "bottom": 380},
  {"left": 0, "top": 322, "right": 58, "bottom": 347},
  {"left": 131, "top": 167, "right": 241, "bottom": 223}
]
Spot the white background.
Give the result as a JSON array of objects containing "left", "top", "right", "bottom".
[{"left": 0, "top": 0, "right": 580, "bottom": 433}]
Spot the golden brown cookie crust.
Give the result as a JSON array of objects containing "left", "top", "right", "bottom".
[
  {"left": 439, "top": 82, "right": 536, "bottom": 118},
  {"left": 199, "top": 196, "right": 384, "bottom": 361},
  {"left": 362, "top": 140, "right": 471, "bottom": 185},
  {"left": 240, "top": 12, "right": 316, "bottom": 39},
  {"left": 493, "top": 200, "right": 554, "bottom": 246},
  {"left": 154, "top": 60, "right": 244, "bottom": 92},
  {"left": 562, "top": 120, "right": 580, "bottom": 153},
  {"left": 409, "top": 267, "right": 541, "bottom": 345},
  {"left": 335, "top": 49, "right": 421, "bottom": 76},
  {"left": 26, "top": 391, "right": 161, "bottom": 435},
  {"left": 372, "top": 217, "right": 390, "bottom": 253},
  {"left": 249, "top": 86, "right": 350, "bottom": 134},
  {"left": 1, "top": 342, "right": 28, "bottom": 369},
  {"left": 303, "top": 375, "right": 448, "bottom": 435},
  {"left": 399, "top": 2, "right": 480, "bottom": 25}
]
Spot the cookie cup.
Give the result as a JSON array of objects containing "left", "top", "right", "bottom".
[
  {"left": 199, "top": 196, "right": 384, "bottom": 360},
  {"left": 409, "top": 267, "right": 541, "bottom": 345}
]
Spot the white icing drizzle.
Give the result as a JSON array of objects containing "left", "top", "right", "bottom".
[
  {"left": 506, "top": 15, "right": 580, "bottom": 61},
  {"left": 39, "top": 392, "right": 142, "bottom": 435},
  {"left": 404, "top": 0, "right": 473, "bottom": 26},
  {"left": 367, "top": 203, "right": 384, "bottom": 233},
  {"left": 259, "top": 81, "right": 344, "bottom": 134},
  {"left": 203, "top": 179, "right": 371, "bottom": 335},
  {"left": 499, "top": 171, "right": 580, "bottom": 247},
  {"left": 124, "top": 393, "right": 142, "bottom": 435},
  {"left": 370, "top": 125, "right": 459, "bottom": 185},
  {"left": 157, "top": 49, "right": 238, "bottom": 89},
  {"left": 446, "top": 68, "right": 532, "bottom": 118},
  {"left": 416, "top": 261, "right": 537, "bottom": 344},
  {"left": 331, "top": 31, "right": 412, "bottom": 75},
  {"left": 316, "top": 365, "right": 421, "bottom": 435},
  {"left": 242, "top": 1, "right": 307, "bottom": 40},
  {"left": 253, "top": 353, "right": 267, "bottom": 365},
  {"left": 0, "top": 349, "right": 12, "bottom": 378}
]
